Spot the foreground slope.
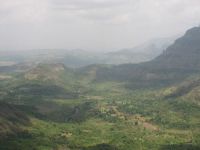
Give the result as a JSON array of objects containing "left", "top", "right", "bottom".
[{"left": 0, "top": 102, "right": 30, "bottom": 139}]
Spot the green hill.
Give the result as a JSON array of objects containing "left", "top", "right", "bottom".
[{"left": 0, "top": 102, "right": 30, "bottom": 139}]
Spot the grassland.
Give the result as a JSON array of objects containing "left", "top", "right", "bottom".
[{"left": 0, "top": 64, "right": 200, "bottom": 150}]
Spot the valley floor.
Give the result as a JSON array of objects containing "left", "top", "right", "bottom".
[{"left": 0, "top": 80, "right": 200, "bottom": 150}]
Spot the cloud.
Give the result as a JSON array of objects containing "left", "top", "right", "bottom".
[
  {"left": 51, "top": 0, "right": 132, "bottom": 10},
  {"left": 0, "top": 0, "right": 200, "bottom": 50},
  {"left": 47, "top": 0, "right": 200, "bottom": 27},
  {"left": 48, "top": 0, "right": 136, "bottom": 24},
  {"left": 0, "top": 0, "right": 49, "bottom": 24},
  {"left": 1, "top": 0, "right": 200, "bottom": 25}
]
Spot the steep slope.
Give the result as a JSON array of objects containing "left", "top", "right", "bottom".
[
  {"left": 87, "top": 26, "right": 200, "bottom": 88},
  {"left": 0, "top": 102, "right": 30, "bottom": 139},
  {"left": 162, "top": 76, "right": 200, "bottom": 104},
  {"left": 152, "top": 26, "right": 200, "bottom": 70}
]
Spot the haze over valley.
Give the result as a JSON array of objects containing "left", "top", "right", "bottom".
[
  {"left": 0, "top": 36, "right": 176, "bottom": 68},
  {"left": 1, "top": 1, "right": 200, "bottom": 150}
]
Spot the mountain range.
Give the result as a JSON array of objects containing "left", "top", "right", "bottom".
[{"left": 0, "top": 37, "right": 175, "bottom": 68}]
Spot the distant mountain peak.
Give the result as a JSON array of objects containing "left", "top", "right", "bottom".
[{"left": 153, "top": 26, "right": 200, "bottom": 69}]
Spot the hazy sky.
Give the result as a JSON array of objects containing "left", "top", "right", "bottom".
[{"left": 0, "top": 0, "right": 200, "bottom": 51}]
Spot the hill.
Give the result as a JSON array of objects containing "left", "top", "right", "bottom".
[
  {"left": 152, "top": 26, "right": 200, "bottom": 69},
  {"left": 162, "top": 76, "right": 200, "bottom": 103},
  {"left": 0, "top": 37, "right": 174, "bottom": 68},
  {"left": 106, "top": 37, "right": 174, "bottom": 64},
  {"left": 0, "top": 102, "right": 30, "bottom": 140},
  {"left": 86, "top": 26, "right": 200, "bottom": 88}
]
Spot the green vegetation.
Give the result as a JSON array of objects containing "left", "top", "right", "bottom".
[
  {"left": 0, "top": 69, "right": 200, "bottom": 149},
  {"left": 1, "top": 27, "right": 200, "bottom": 149}
]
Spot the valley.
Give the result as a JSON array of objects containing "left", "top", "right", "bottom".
[{"left": 0, "top": 27, "right": 200, "bottom": 150}]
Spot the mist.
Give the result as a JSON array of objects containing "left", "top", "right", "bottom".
[{"left": 0, "top": 0, "right": 200, "bottom": 51}]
